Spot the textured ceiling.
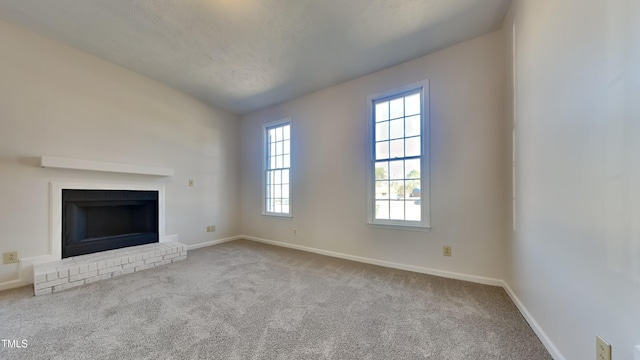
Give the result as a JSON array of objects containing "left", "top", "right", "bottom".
[{"left": 0, "top": 0, "right": 511, "bottom": 115}]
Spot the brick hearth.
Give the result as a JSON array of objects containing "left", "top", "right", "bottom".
[{"left": 33, "top": 242, "right": 187, "bottom": 296}]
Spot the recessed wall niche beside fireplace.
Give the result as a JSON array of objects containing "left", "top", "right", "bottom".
[{"left": 62, "top": 189, "right": 159, "bottom": 258}]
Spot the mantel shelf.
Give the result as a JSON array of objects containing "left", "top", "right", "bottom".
[{"left": 40, "top": 156, "right": 174, "bottom": 177}]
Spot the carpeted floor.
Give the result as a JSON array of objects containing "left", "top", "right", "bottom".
[{"left": 0, "top": 240, "right": 551, "bottom": 360}]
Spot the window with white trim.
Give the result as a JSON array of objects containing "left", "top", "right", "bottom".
[
  {"left": 368, "top": 81, "right": 430, "bottom": 228},
  {"left": 263, "top": 120, "right": 291, "bottom": 216}
]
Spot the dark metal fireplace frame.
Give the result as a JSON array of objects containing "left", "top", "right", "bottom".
[{"left": 62, "top": 189, "right": 159, "bottom": 258}]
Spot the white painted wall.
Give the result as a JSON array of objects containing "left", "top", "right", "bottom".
[
  {"left": 240, "top": 31, "right": 508, "bottom": 281},
  {"left": 504, "top": 0, "right": 640, "bottom": 359},
  {"left": 0, "top": 20, "right": 241, "bottom": 286}
]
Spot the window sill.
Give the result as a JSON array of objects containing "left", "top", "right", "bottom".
[
  {"left": 262, "top": 213, "right": 293, "bottom": 219},
  {"left": 367, "top": 222, "right": 431, "bottom": 232}
]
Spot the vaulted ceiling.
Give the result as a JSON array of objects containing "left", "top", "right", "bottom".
[{"left": 0, "top": 0, "right": 511, "bottom": 114}]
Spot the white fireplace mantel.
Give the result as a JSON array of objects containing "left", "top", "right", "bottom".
[{"left": 40, "top": 156, "right": 174, "bottom": 177}]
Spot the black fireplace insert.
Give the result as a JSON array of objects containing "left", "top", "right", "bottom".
[{"left": 62, "top": 189, "right": 159, "bottom": 258}]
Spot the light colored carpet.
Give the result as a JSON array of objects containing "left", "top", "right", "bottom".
[{"left": 0, "top": 240, "right": 551, "bottom": 359}]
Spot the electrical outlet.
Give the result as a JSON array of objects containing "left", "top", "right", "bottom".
[
  {"left": 443, "top": 246, "right": 452, "bottom": 257},
  {"left": 206, "top": 225, "right": 216, "bottom": 232},
  {"left": 188, "top": 180, "right": 194, "bottom": 187},
  {"left": 293, "top": 228, "right": 297, "bottom": 235},
  {"left": 3, "top": 251, "right": 18, "bottom": 264},
  {"left": 596, "top": 335, "right": 611, "bottom": 360}
]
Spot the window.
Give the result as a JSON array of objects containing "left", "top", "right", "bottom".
[
  {"left": 263, "top": 119, "right": 291, "bottom": 217},
  {"left": 368, "top": 80, "right": 430, "bottom": 228}
]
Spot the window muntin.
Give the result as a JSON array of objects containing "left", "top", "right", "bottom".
[
  {"left": 370, "top": 86, "right": 428, "bottom": 227},
  {"left": 264, "top": 121, "right": 291, "bottom": 216}
]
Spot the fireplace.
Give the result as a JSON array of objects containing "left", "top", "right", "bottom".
[{"left": 62, "top": 189, "right": 159, "bottom": 258}]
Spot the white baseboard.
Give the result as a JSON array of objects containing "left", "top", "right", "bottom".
[
  {"left": 186, "top": 235, "right": 242, "bottom": 250},
  {"left": 164, "top": 234, "right": 180, "bottom": 243},
  {"left": 502, "top": 281, "right": 566, "bottom": 360},
  {"left": 241, "top": 235, "right": 503, "bottom": 287},
  {"left": 0, "top": 279, "right": 30, "bottom": 292}
]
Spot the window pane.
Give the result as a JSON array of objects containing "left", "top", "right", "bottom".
[
  {"left": 282, "top": 169, "right": 290, "bottom": 184},
  {"left": 284, "top": 154, "right": 290, "bottom": 168},
  {"left": 282, "top": 204, "right": 290, "bottom": 213},
  {"left": 405, "top": 159, "right": 420, "bottom": 179},
  {"left": 390, "top": 98, "right": 404, "bottom": 119},
  {"left": 275, "top": 127, "right": 283, "bottom": 141},
  {"left": 389, "top": 118, "right": 404, "bottom": 139},
  {"left": 405, "top": 136, "right": 421, "bottom": 157},
  {"left": 375, "top": 161, "right": 389, "bottom": 180},
  {"left": 283, "top": 140, "right": 290, "bottom": 155},
  {"left": 389, "top": 139, "right": 403, "bottom": 158},
  {"left": 375, "top": 200, "right": 389, "bottom": 219},
  {"left": 390, "top": 180, "right": 405, "bottom": 199},
  {"left": 269, "top": 129, "right": 276, "bottom": 142},
  {"left": 274, "top": 170, "right": 281, "bottom": 184},
  {"left": 404, "top": 159, "right": 420, "bottom": 179},
  {"left": 376, "top": 141, "right": 389, "bottom": 160},
  {"left": 375, "top": 102, "right": 389, "bottom": 122},
  {"left": 274, "top": 184, "right": 282, "bottom": 198},
  {"left": 375, "top": 181, "right": 390, "bottom": 199},
  {"left": 389, "top": 200, "right": 405, "bottom": 220},
  {"left": 276, "top": 141, "right": 283, "bottom": 156},
  {"left": 283, "top": 125, "right": 290, "bottom": 140},
  {"left": 266, "top": 198, "right": 273, "bottom": 212},
  {"left": 405, "top": 93, "right": 420, "bottom": 116},
  {"left": 269, "top": 156, "right": 276, "bottom": 169},
  {"left": 274, "top": 202, "right": 282, "bottom": 213},
  {"left": 389, "top": 160, "right": 404, "bottom": 180},
  {"left": 375, "top": 121, "right": 389, "bottom": 141},
  {"left": 405, "top": 115, "right": 421, "bottom": 137},
  {"left": 406, "top": 180, "right": 420, "bottom": 198},
  {"left": 282, "top": 184, "right": 290, "bottom": 199},
  {"left": 269, "top": 143, "right": 275, "bottom": 157},
  {"left": 405, "top": 200, "right": 421, "bottom": 221}
]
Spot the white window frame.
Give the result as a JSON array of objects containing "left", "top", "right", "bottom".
[
  {"left": 262, "top": 118, "right": 292, "bottom": 218},
  {"left": 367, "top": 80, "right": 431, "bottom": 230}
]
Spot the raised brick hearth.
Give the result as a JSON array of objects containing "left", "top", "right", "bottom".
[{"left": 33, "top": 242, "right": 187, "bottom": 296}]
